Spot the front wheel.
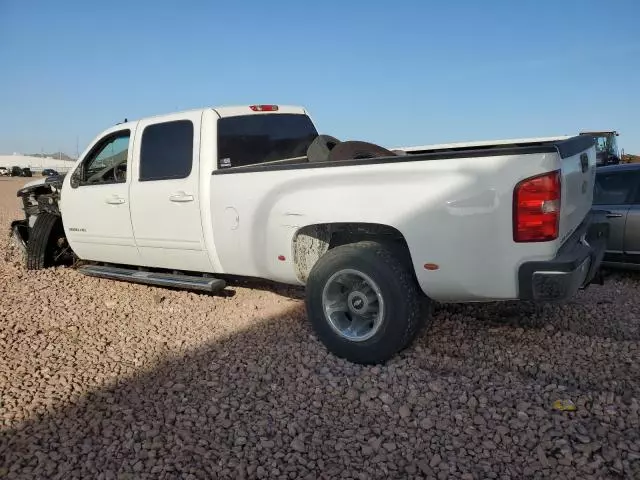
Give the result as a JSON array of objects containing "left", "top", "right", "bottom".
[
  {"left": 305, "top": 241, "right": 428, "bottom": 364},
  {"left": 26, "top": 213, "right": 74, "bottom": 270}
]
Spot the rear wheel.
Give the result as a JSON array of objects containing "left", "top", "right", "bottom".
[{"left": 305, "top": 241, "right": 428, "bottom": 364}]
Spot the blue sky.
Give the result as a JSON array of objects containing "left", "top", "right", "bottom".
[{"left": 1, "top": 0, "right": 639, "bottom": 156}]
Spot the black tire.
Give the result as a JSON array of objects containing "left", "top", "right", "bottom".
[
  {"left": 26, "top": 213, "right": 63, "bottom": 270},
  {"left": 326, "top": 141, "right": 397, "bottom": 162},
  {"left": 305, "top": 241, "right": 428, "bottom": 364},
  {"left": 307, "top": 134, "right": 341, "bottom": 163}
]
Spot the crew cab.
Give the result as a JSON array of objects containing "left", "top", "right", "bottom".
[{"left": 11, "top": 104, "right": 608, "bottom": 364}]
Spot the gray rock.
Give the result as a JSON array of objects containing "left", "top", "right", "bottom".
[
  {"left": 428, "top": 381, "right": 445, "bottom": 393},
  {"left": 575, "top": 434, "right": 591, "bottom": 444},
  {"left": 418, "top": 460, "right": 434, "bottom": 476},
  {"left": 420, "top": 418, "right": 434, "bottom": 430},
  {"left": 291, "top": 438, "right": 305, "bottom": 453},
  {"left": 345, "top": 388, "right": 358, "bottom": 401},
  {"left": 399, "top": 405, "right": 411, "bottom": 419}
]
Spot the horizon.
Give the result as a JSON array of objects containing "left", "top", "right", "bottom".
[
  {"left": 0, "top": 151, "right": 76, "bottom": 159},
  {"left": 1, "top": 0, "right": 638, "bottom": 156}
]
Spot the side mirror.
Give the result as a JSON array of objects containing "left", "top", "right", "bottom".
[{"left": 70, "top": 170, "right": 80, "bottom": 188}]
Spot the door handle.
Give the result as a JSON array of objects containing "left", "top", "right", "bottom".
[
  {"left": 105, "top": 196, "right": 125, "bottom": 205},
  {"left": 169, "top": 192, "right": 194, "bottom": 203},
  {"left": 605, "top": 212, "right": 623, "bottom": 218}
]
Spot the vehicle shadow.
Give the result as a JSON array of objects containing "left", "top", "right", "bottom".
[
  {"left": 2, "top": 292, "right": 638, "bottom": 479},
  {"left": 2, "top": 303, "right": 322, "bottom": 479},
  {"left": 220, "top": 276, "right": 305, "bottom": 301}
]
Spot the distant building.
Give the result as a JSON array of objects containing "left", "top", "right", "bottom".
[{"left": 0, "top": 155, "right": 76, "bottom": 173}]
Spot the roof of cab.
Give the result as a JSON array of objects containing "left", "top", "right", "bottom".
[
  {"left": 213, "top": 105, "right": 307, "bottom": 117},
  {"left": 112, "top": 105, "right": 307, "bottom": 126}
]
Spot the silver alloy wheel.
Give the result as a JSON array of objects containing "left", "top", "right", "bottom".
[{"left": 321, "top": 268, "right": 385, "bottom": 342}]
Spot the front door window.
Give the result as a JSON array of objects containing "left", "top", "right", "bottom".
[{"left": 81, "top": 132, "right": 130, "bottom": 185}]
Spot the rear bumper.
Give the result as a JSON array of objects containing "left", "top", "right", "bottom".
[{"left": 517, "top": 211, "right": 609, "bottom": 301}]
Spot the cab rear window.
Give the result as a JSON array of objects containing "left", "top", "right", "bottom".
[{"left": 217, "top": 114, "right": 318, "bottom": 168}]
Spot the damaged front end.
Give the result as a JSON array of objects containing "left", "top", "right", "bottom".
[
  {"left": 10, "top": 174, "right": 66, "bottom": 255},
  {"left": 10, "top": 219, "right": 29, "bottom": 253}
]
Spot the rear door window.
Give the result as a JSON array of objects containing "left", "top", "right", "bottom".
[
  {"left": 593, "top": 171, "right": 638, "bottom": 205},
  {"left": 139, "top": 120, "right": 194, "bottom": 181},
  {"left": 217, "top": 114, "right": 318, "bottom": 168}
]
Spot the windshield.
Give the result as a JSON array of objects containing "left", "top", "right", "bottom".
[
  {"left": 217, "top": 113, "right": 318, "bottom": 168},
  {"left": 593, "top": 134, "right": 618, "bottom": 156}
]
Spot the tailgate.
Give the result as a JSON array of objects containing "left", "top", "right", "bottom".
[{"left": 558, "top": 136, "right": 597, "bottom": 244}]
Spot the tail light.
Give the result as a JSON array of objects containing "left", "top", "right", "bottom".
[
  {"left": 250, "top": 105, "right": 279, "bottom": 112},
  {"left": 513, "top": 170, "right": 561, "bottom": 242}
]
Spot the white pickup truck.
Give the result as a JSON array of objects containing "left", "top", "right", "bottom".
[{"left": 11, "top": 104, "right": 608, "bottom": 364}]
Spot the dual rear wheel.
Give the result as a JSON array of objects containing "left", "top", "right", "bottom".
[{"left": 305, "top": 241, "right": 430, "bottom": 364}]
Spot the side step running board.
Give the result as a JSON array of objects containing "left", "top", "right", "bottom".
[{"left": 77, "top": 264, "right": 226, "bottom": 293}]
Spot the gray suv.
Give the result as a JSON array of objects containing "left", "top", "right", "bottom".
[{"left": 593, "top": 163, "right": 640, "bottom": 270}]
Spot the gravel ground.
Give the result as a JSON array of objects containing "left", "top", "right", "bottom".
[{"left": 0, "top": 176, "right": 639, "bottom": 479}]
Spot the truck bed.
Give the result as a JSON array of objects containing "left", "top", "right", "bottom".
[
  {"left": 212, "top": 135, "right": 594, "bottom": 174},
  {"left": 391, "top": 135, "right": 572, "bottom": 153},
  {"left": 209, "top": 134, "right": 596, "bottom": 301}
]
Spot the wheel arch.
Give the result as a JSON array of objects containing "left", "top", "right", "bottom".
[{"left": 291, "top": 222, "right": 415, "bottom": 284}]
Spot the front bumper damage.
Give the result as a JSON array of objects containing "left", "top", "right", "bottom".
[
  {"left": 10, "top": 174, "right": 65, "bottom": 254},
  {"left": 10, "top": 219, "right": 29, "bottom": 253}
]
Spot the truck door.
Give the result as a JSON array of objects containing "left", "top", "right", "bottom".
[
  {"left": 60, "top": 126, "right": 141, "bottom": 265},
  {"left": 592, "top": 169, "right": 637, "bottom": 264},
  {"left": 129, "top": 111, "right": 214, "bottom": 272}
]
